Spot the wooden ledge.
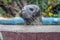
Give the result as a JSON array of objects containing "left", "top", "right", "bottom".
[{"left": 0, "top": 25, "right": 60, "bottom": 32}]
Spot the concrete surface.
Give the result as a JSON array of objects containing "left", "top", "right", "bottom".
[
  {"left": 0, "top": 25, "right": 60, "bottom": 32},
  {"left": 0, "top": 32, "right": 3, "bottom": 40}
]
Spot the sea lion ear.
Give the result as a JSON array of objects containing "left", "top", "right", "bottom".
[{"left": 29, "top": 8, "right": 34, "bottom": 11}]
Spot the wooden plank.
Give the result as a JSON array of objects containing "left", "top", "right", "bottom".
[
  {"left": 21, "top": 33, "right": 27, "bottom": 40},
  {"left": 1, "top": 32, "right": 60, "bottom": 40},
  {"left": 36, "top": 33, "right": 60, "bottom": 40},
  {"left": 26, "top": 33, "right": 36, "bottom": 40},
  {"left": 2, "top": 32, "right": 18, "bottom": 40}
]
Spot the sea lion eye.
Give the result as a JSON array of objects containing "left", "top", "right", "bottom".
[{"left": 29, "top": 8, "right": 34, "bottom": 11}]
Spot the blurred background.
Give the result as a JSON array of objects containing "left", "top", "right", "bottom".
[{"left": 0, "top": 0, "right": 60, "bottom": 18}]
